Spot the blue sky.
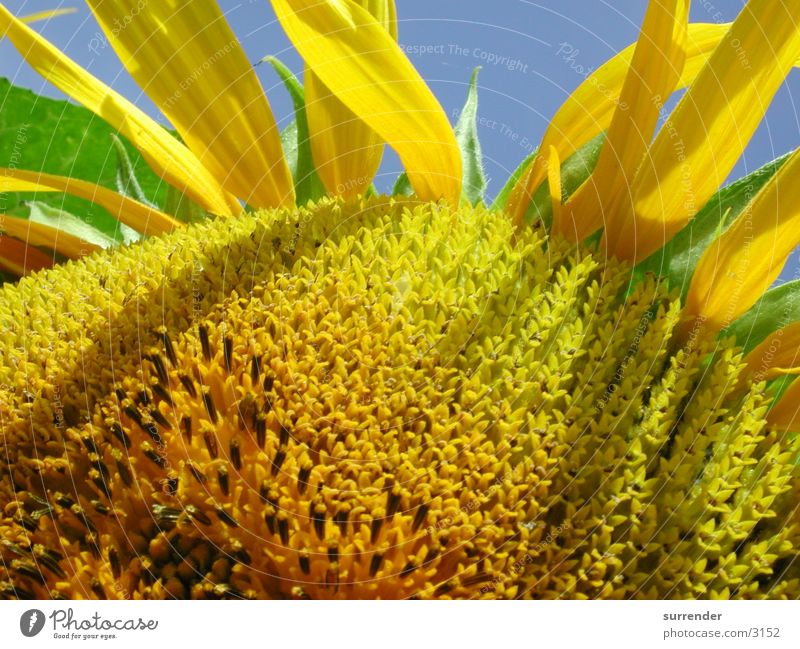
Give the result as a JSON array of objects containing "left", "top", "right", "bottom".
[{"left": 2, "top": 1, "right": 800, "bottom": 274}]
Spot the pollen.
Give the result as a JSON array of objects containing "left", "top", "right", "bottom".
[{"left": 1, "top": 197, "right": 799, "bottom": 599}]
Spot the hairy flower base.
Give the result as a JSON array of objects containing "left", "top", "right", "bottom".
[{"left": 1, "top": 198, "right": 798, "bottom": 599}]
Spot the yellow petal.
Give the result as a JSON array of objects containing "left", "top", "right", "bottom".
[
  {"left": 272, "top": 0, "right": 461, "bottom": 204},
  {"left": 684, "top": 147, "right": 800, "bottom": 334},
  {"left": 0, "top": 168, "right": 180, "bottom": 236},
  {"left": 304, "top": 1, "right": 396, "bottom": 198},
  {"left": 629, "top": 0, "right": 800, "bottom": 263},
  {"left": 0, "top": 235, "right": 54, "bottom": 276},
  {"left": 20, "top": 8, "right": 77, "bottom": 24},
  {"left": 743, "top": 322, "right": 800, "bottom": 382},
  {"left": 766, "top": 378, "right": 800, "bottom": 432},
  {"left": 546, "top": 146, "right": 563, "bottom": 224},
  {"left": 562, "top": 0, "right": 689, "bottom": 251},
  {"left": 0, "top": 4, "right": 236, "bottom": 217},
  {"left": 86, "top": 0, "right": 293, "bottom": 210},
  {"left": 508, "top": 22, "right": 732, "bottom": 226},
  {"left": 0, "top": 215, "right": 99, "bottom": 260}
]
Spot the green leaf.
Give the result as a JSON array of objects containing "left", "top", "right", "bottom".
[
  {"left": 455, "top": 68, "right": 487, "bottom": 206},
  {"left": 491, "top": 150, "right": 537, "bottom": 212},
  {"left": 636, "top": 152, "right": 792, "bottom": 299},
  {"left": 0, "top": 77, "right": 166, "bottom": 239},
  {"left": 722, "top": 279, "right": 800, "bottom": 354},
  {"left": 260, "top": 56, "right": 325, "bottom": 206},
  {"left": 392, "top": 171, "right": 413, "bottom": 197},
  {"left": 22, "top": 200, "right": 117, "bottom": 249}
]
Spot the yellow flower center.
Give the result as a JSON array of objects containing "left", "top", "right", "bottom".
[{"left": 1, "top": 198, "right": 798, "bottom": 599}]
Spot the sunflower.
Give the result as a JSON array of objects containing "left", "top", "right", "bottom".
[{"left": 1, "top": 0, "right": 800, "bottom": 600}]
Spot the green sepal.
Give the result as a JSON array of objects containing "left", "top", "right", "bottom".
[
  {"left": 392, "top": 172, "right": 413, "bottom": 197},
  {"left": 260, "top": 56, "right": 326, "bottom": 206},
  {"left": 636, "top": 152, "right": 792, "bottom": 299},
  {"left": 20, "top": 200, "right": 118, "bottom": 249},
  {"left": 491, "top": 150, "right": 537, "bottom": 212},
  {"left": 455, "top": 68, "right": 487, "bottom": 206},
  {"left": 722, "top": 279, "right": 800, "bottom": 354},
  {"left": 493, "top": 133, "right": 604, "bottom": 225}
]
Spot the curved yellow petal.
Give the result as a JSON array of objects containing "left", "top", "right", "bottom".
[
  {"left": 0, "top": 4, "right": 236, "bottom": 217},
  {"left": 0, "top": 168, "right": 180, "bottom": 236},
  {"left": 0, "top": 215, "right": 99, "bottom": 260},
  {"left": 684, "top": 147, "right": 800, "bottom": 334},
  {"left": 563, "top": 0, "right": 689, "bottom": 253},
  {"left": 508, "top": 22, "right": 732, "bottom": 226},
  {"left": 743, "top": 322, "right": 800, "bottom": 382},
  {"left": 86, "top": 0, "right": 293, "bottom": 210},
  {"left": 0, "top": 235, "right": 54, "bottom": 276},
  {"left": 546, "top": 146, "right": 563, "bottom": 224},
  {"left": 272, "top": 0, "right": 461, "bottom": 204},
  {"left": 629, "top": 0, "right": 800, "bottom": 263},
  {"left": 766, "top": 378, "right": 800, "bottom": 432},
  {"left": 305, "top": 1, "right": 397, "bottom": 198},
  {"left": 20, "top": 8, "right": 77, "bottom": 24}
]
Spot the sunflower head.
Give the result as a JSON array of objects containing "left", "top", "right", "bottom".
[{"left": 2, "top": 0, "right": 800, "bottom": 600}]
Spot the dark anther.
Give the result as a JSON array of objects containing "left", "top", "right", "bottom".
[
  {"left": 400, "top": 562, "right": 416, "bottom": 578},
  {"left": 312, "top": 506, "right": 325, "bottom": 540},
  {"left": 371, "top": 517, "right": 384, "bottom": 544},
  {"left": 150, "top": 408, "right": 171, "bottom": 429},
  {"left": 271, "top": 449, "right": 286, "bottom": 476},
  {"left": 254, "top": 413, "right": 267, "bottom": 448},
  {"left": 144, "top": 447, "right": 167, "bottom": 469},
  {"left": 217, "top": 467, "right": 229, "bottom": 496},
  {"left": 279, "top": 424, "right": 290, "bottom": 446},
  {"left": 163, "top": 475, "right": 179, "bottom": 496},
  {"left": 201, "top": 388, "right": 218, "bottom": 423},
  {"left": 264, "top": 508, "right": 276, "bottom": 535},
  {"left": 215, "top": 507, "right": 238, "bottom": 528},
  {"left": 277, "top": 517, "right": 290, "bottom": 545},
  {"left": 116, "top": 460, "right": 133, "bottom": 487},
  {"left": 188, "top": 462, "right": 207, "bottom": 485},
  {"left": 181, "top": 415, "right": 192, "bottom": 443},
  {"left": 250, "top": 355, "right": 261, "bottom": 383},
  {"left": 179, "top": 373, "right": 197, "bottom": 398},
  {"left": 223, "top": 335, "right": 234, "bottom": 373},
  {"left": 297, "top": 465, "right": 311, "bottom": 495},
  {"left": 328, "top": 544, "right": 339, "bottom": 564},
  {"left": 386, "top": 489, "right": 401, "bottom": 518},
  {"left": 185, "top": 505, "right": 211, "bottom": 526},
  {"left": 108, "top": 547, "right": 121, "bottom": 578},
  {"left": 369, "top": 552, "right": 384, "bottom": 578},
  {"left": 334, "top": 508, "right": 349, "bottom": 536},
  {"left": 151, "top": 382, "right": 174, "bottom": 407},
  {"left": 199, "top": 324, "right": 211, "bottom": 361},
  {"left": 412, "top": 503, "right": 430, "bottom": 533},
  {"left": 123, "top": 404, "right": 143, "bottom": 427},
  {"left": 110, "top": 422, "right": 130, "bottom": 449},
  {"left": 147, "top": 353, "right": 169, "bottom": 385},
  {"left": 158, "top": 326, "right": 178, "bottom": 366},
  {"left": 263, "top": 375, "right": 274, "bottom": 392},
  {"left": 299, "top": 552, "right": 310, "bottom": 575},
  {"left": 229, "top": 440, "right": 241, "bottom": 471},
  {"left": 81, "top": 435, "right": 98, "bottom": 454},
  {"left": 203, "top": 430, "right": 219, "bottom": 459}
]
